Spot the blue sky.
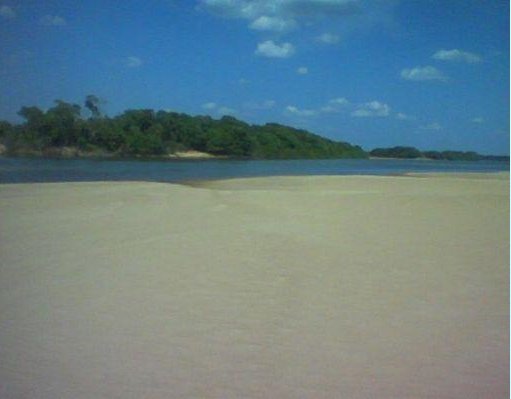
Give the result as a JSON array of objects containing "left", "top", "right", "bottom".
[{"left": 0, "top": 0, "right": 509, "bottom": 154}]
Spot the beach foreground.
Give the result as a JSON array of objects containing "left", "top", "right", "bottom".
[{"left": 0, "top": 174, "right": 508, "bottom": 398}]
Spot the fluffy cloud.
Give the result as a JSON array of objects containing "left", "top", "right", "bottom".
[
  {"left": 217, "top": 106, "right": 237, "bottom": 115},
  {"left": 285, "top": 105, "right": 317, "bottom": 117},
  {"left": 202, "top": 102, "right": 237, "bottom": 115},
  {"left": 400, "top": 66, "right": 447, "bottom": 82},
  {"left": 281, "top": 0, "right": 360, "bottom": 17},
  {"left": 198, "top": 0, "right": 364, "bottom": 36},
  {"left": 351, "top": 101, "right": 390, "bottom": 117},
  {"left": 197, "top": 0, "right": 262, "bottom": 19},
  {"left": 286, "top": 97, "right": 351, "bottom": 116},
  {"left": 202, "top": 102, "right": 217, "bottom": 110},
  {"left": 255, "top": 40, "right": 295, "bottom": 58},
  {"left": 433, "top": 49, "right": 482, "bottom": 64},
  {"left": 284, "top": 97, "right": 406, "bottom": 120},
  {"left": 321, "top": 97, "right": 349, "bottom": 112},
  {"left": 396, "top": 112, "right": 414, "bottom": 121},
  {"left": 329, "top": 97, "right": 349, "bottom": 106},
  {"left": 317, "top": 33, "right": 340, "bottom": 44},
  {"left": 199, "top": 0, "right": 361, "bottom": 20},
  {"left": 297, "top": 66, "right": 308, "bottom": 74},
  {"left": 0, "top": 5, "right": 15, "bottom": 19},
  {"left": 244, "top": 99, "right": 276, "bottom": 110},
  {"left": 125, "top": 56, "right": 143, "bottom": 68},
  {"left": 249, "top": 15, "right": 297, "bottom": 32},
  {"left": 39, "top": 15, "right": 67, "bottom": 26},
  {"left": 419, "top": 122, "right": 442, "bottom": 131}
]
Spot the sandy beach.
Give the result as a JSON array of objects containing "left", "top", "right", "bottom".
[{"left": 0, "top": 174, "right": 508, "bottom": 398}]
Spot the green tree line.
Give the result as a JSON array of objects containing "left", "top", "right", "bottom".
[
  {"left": 370, "top": 146, "right": 508, "bottom": 162},
  {"left": 0, "top": 97, "right": 367, "bottom": 159}
]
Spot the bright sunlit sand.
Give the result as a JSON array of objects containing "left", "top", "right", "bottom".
[{"left": 0, "top": 174, "right": 508, "bottom": 398}]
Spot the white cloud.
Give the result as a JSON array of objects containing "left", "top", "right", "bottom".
[
  {"left": 396, "top": 112, "right": 414, "bottom": 121},
  {"left": 202, "top": 102, "right": 237, "bottom": 115},
  {"left": 244, "top": 99, "right": 276, "bottom": 110},
  {"left": 351, "top": 101, "right": 390, "bottom": 117},
  {"left": 125, "top": 56, "right": 143, "bottom": 68},
  {"left": 217, "top": 106, "right": 237, "bottom": 115},
  {"left": 39, "top": 15, "right": 67, "bottom": 26},
  {"left": 321, "top": 97, "right": 349, "bottom": 113},
  {"left": 249, "top": 15, "right": 297, "bottom": 32},
  {"left": 297, "top": 66, "right": 308, "bottom": 74},
  {"left": 199, "top": 0, "right": 362, "bottom": 20},
  {"left": 262, "top": 99, "right": 276, "bottom": 108},
  {"left": 285, "top": 105, "right": 317, "bottom": 117},
  {"left": 202, "top": 102, "right": 217, "bottom": 110},
  {"left": 433, "top": 49, "right": 482, "bottom": 64},
  {"left": 400, "top": 66, "right": 447, "bottom": 82},
  {"left": 317, "top": 33, "right": 340, "bottom": 44},
  {"left": 283, "top": 97, "right": 395, "bottom": 119},
  {"left": 197, "top": 0, "right": 262, "bottom": 19},
  {"left": 0, "top": 5, "right": 15, "bottom": 19},
  {"left": 419, "top": 122, "right": 442, "bottom": 131},
  {"left": 255, "top": 40, "right": 295, "bottom": 58},
  {"left": 472, "top": 117, "right": 484, "bottom": 124},
  {"left": 280, "top": 0, "right": 361, "bottom": 18},
  {"left": 329, "top": 97, "right": 349, "bottom": 106}
]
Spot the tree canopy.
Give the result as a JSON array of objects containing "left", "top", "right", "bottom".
[
  {"left": 369, "top": 146, "right": 507, "bottom": 161},
  {"left": 0, "top": 97, "right": 367, "bottom": 159},
  {"left": 0, "top": 97, "right": 506, "bottom": 161}
]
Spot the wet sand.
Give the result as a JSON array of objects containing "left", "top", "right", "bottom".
[{"left": 0, "top": 174, "right": 508, "bottom": 398}]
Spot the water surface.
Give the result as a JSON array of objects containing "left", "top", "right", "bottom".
[{"left": 0, "top": 157, "right": 508, "bottom": 184}]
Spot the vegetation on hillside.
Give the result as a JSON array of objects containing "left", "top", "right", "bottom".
[
  {"left": 370, "top": 146, "right": 508, "bottom": 162},
  {"left": 0, "top": 97, "right": 507, "bottom": 161},
  {"left": 0, "top": 97, "right": 366, "bottom": 159}
]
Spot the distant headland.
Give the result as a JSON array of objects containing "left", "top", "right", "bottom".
[{"left": 0, "top": 97, "right": 507, "bottom": 162}]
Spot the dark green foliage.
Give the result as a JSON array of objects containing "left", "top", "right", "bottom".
[
  {"left": 1, "top": 98, "right": 505, "bottom": 160},
  {"left": 250, "top": 123, "right": 365, "bottom": 159},
  {"left": 84, "top": 95, "right": 102, "bottom": 118},
  {"left": 0, "top": 97, "right": 368, "bottom": 159},
  {"left": 422, "top": 150, "right": 481, "bottom": 161},
  {"left": 124, "top": 126, "right": 165, "bottom": 155},
  {"left": 0, "top": 120, "right": 12, "bottom": 138},
  {"left": 370, "top": 146, "right": 422, "bottom": 159},
  {"left": 371, "top": 147, "right": 508, "bottom": 161}
]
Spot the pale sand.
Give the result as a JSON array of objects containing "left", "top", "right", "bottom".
[
  {"left": 168, "top": 150, "right": 219, "bottom": 159},
  {"left": 0, "top": 174, "right": 508, "bottom": 398}
]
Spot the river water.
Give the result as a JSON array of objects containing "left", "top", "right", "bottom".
[{"left": 0, "top": 156, "right": 508, "bottom": 183}]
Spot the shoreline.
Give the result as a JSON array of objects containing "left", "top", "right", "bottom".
[
  {"left": 0, "top": 174, "right": 508, "bottom": 398},
  {"left": 1, "top": 152, "right": 509, "bottom": 162},
  {"left": 0, "top": 170, "right": 508, "bottom": 187}
]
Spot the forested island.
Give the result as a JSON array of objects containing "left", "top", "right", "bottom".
[
  {"left": 370, "top": 146, "right": 509, "bottom": 162},
  {"left": 0, "top": 97, "right": 507, "bottom": 161},
  {"left": 0, "top": 97, "right": 365, "bottom": 159}
]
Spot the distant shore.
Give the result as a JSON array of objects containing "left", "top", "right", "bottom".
[
  {"left": 0, "top": 174, "right": 508, "bottom": 399},
  {"left": 1, "top": 148, "right": 509, "bottom": 163},
  {"left": 0, "top": 146, "right": 226, "bottom": 160}
]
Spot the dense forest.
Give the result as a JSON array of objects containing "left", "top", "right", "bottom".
[
  {"left": 0, "top": 97, "right": 366, "bottom": 159},
  {"left": 0, "top": 97, "right": 507, "bottom": 161},
  {"left": 370, "top": 146, "right": 509, "bottom": 161}
]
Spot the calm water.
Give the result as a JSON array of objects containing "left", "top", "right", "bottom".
[{"left": 0, "top": 156, "right": 508, "bottom": 184}]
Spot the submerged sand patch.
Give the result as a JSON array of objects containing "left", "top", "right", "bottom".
[{"left": 0, "top": 175, "right": 508, "bottom": 398}]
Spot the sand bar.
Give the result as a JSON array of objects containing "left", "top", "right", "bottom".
[{"left": 0, "top": 174, "right": 509, "bottom": 398}]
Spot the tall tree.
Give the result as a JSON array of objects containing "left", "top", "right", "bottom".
[{"left": 84, "top": 95, "right": 102, "bottom": 119}]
